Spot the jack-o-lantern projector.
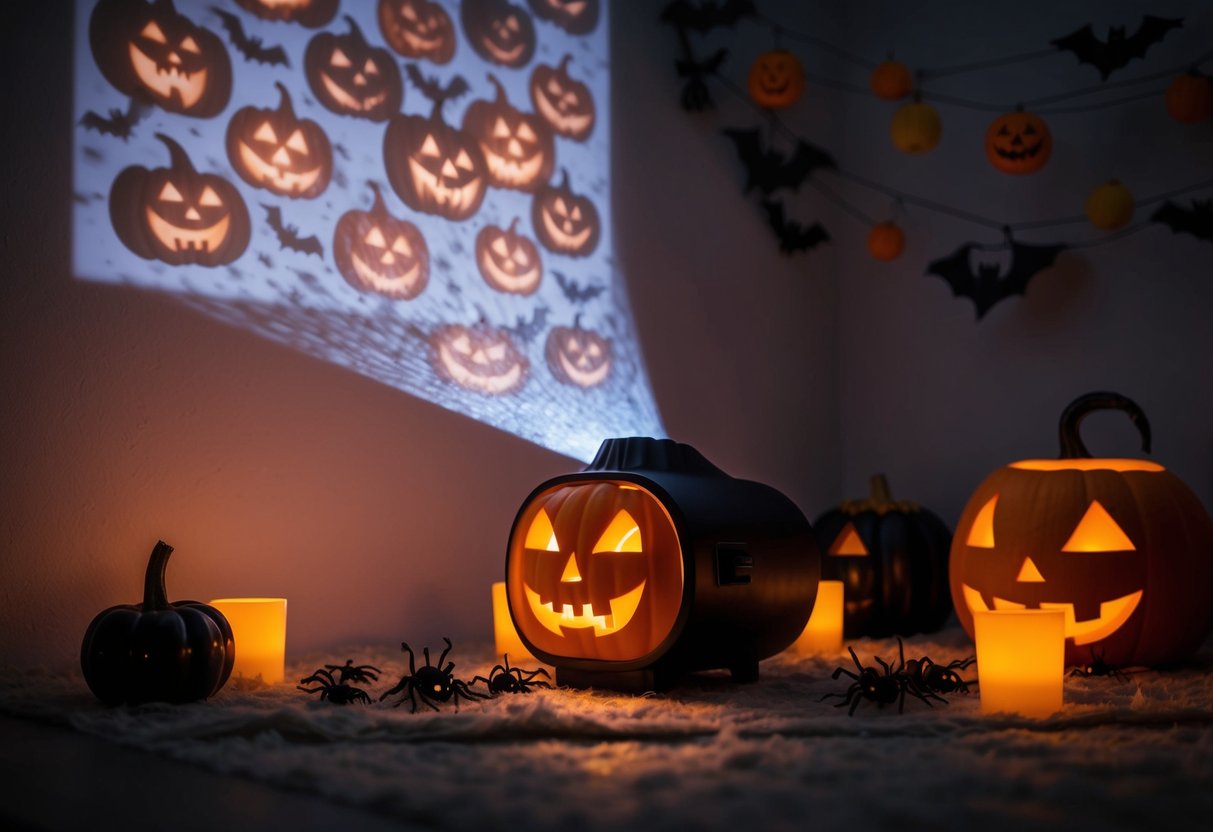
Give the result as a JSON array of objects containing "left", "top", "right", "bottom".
[{"left": 506, "top": 437, "right": 819, "bottom": 691}]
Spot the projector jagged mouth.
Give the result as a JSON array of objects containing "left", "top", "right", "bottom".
[
  {"left": 146, "top": 209, "right": 230, "bottom": 254},
  {"left": 961, "top": 584, "right": 1143, "bottom": 646},
  {"left": 321, "top": 74, "right": 388, "bottom": 112},
  {"left": 129, "top": 45, "right": 207, "bottom": 108},
  {"left": 524, "top": 581, "right": 645, "bottom": 637},
  {"left": 237, "top": 143, "right": 323, "bottom": 195}
]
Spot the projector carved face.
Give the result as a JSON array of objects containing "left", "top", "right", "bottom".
[
  {"left": 475, "top": 219, "right": 542, "bottom": 295},
  {"left": 545, "top": 320, "right": 612, "bottom": 388},
  {"left": 226, "top": 83, "right": 332, "bottom": 199},
  {"left": 463, "top": 76, "right": 555, "bottom": 192},
  {"left": 531, "top": 170, "right": 600, "bottom": 257},
  {"left": 530, "top": 55, "right": 595, "bottom": 141},
  {"left": 526, "top": 0, "right": 599, "bottom": 35},
  {"left": 110, "top": 133, "right": 250, "bottom": 267},
  {"left": 462, "top": 0, "right": 535, "bottom": 69},
  {"left": 378, "top": 0, "right": 456, "bottom": 63},
  {"left": 430, "top": 323, "right": 528, "bottom": 394},
  {"left": 305, "top": 16, "right": 402, "bottom": 121},
  {"left": 333, "top": 182, "right": 429, "bottom": 299},
  {"left": 507, "top": 481, "right": 684, "bottom": 662},
  {"left": 385, "top": 109, "right": 488, "bottom": 221},
  {"left": 234, "top": 0, "right": 338, "bottom": 27},
  {"left": 89, "top": 0, "right": 232, "bottom": 118}
]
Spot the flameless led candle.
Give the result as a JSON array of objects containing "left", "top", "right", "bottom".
[
  {"left": 974, "top": 609, "right": 1064, "bottom": 718},
  {"left": 791, "top": 580, "right": 844, "bottom": 655},
  {"left": 492, "top": 581, "right": 535, "bottom": 662},
  {"left": 209, "top": 598, "right": 287, "bottom": 685}
]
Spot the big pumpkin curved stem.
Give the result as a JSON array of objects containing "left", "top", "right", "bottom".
[
  {"left": 142, "top": 540, "right": 175, "bottom": 612},
  {"left": 1058, "top": 391, "right": 1152, "bottom": 459}
]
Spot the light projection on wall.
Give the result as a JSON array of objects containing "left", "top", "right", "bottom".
[{"left": 72, "top": 0, "right": 662, "bottom": 462}]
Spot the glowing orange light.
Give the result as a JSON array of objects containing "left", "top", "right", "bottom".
[
  {"left": 209, "top": 598, "right": 287, "bottom": 685},
  {"left": 1061, "top": 501, "right": 1136, "bottom": 551},
  {"left": 974, "top": 609, "right": 1064, "bottom": 718}
]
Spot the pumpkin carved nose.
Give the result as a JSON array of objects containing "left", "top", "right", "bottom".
[
  {"left": 560, "top": 554, "right": 582, "bottom": 583},
  {"left": 1017, "top": 557, "right": 1046, "bottom": 582}
]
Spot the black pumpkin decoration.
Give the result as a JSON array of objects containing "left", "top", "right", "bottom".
[
  {"left": 815, "top": 475, "right": 953, "bottom": 638},
  {"left": 81, "top": 540, "right": 235, "bottom": 706}
]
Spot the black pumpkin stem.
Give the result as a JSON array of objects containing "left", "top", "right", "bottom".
[
  {"left": 142, "top": 540, "right": 175, "bottom": 612},
  {"left": 869, "top": 474, "right": 893, "bottom": 504},
  {"left": 1058, "top": 391, "right": 1152, "bottom": 459}
]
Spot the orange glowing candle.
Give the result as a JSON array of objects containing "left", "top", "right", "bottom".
[
  {"left": 974, "top": 609, "right": 1064, "bottom": 718},
  {"left": 209, "top": 598, "right": 288, "bottom": 685},
  {"left": 492, "top": 581, "right": 535, "bottom": 662},
  {"left": 791, "top": 580, "right": 844, "bottom": 655}
]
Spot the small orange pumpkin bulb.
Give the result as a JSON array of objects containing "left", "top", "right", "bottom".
[
  {"left": 1085, "top": 181, "right": 1134, "bottom": 230},
  {"left": 890, "top": 98, "right": 941, "bottom": 153},
  {"left": 985, "top": 109, "right": 1052, "bottom": 174},
  {"left": 747, "top": 49, "right": 805, "bottom": 109},
  {"left": 867, "top": 221, "right": 906, "bottom": 261},
  {"left": 870, "top": 60, "right": 913, "bottom": 101},
  {"left": 1164, "top": 71, "right": 1213, "bottom": 123}
]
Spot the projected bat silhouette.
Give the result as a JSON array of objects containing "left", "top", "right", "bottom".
[
  {"left": 926, "top": 236, "right": 1068, "bottom": 319},
  {"left": 211, "top": 8, "right": 289, "bottom": 66},
  {"left": 1051, "top": 16, "right": 1182, "bottom": 80},
  {"left": 263, "top": 204, "right": 323, "bottom": 258},
  {"left": 80, "top": 96, "right": 150, "bottom": 140}
]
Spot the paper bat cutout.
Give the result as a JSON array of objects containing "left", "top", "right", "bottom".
[
  {"left": 405, "top": 64, "right": 469, "bottom": 106},
  {"left": 262, "top": 205, "right": 323, "bottom": 258},
  {"left": 212, "top": 8, "right": 289, "bottom": 67},
  {"left": 1151, "top": 200, "right": 1213, "bottom": 243},
  {"left": 80, "top": 96, "right": 150, "bottom": 140},
  {"left": 1051, "top": 16, "right": 1182, "bottom": 80},
  {"left": 659, "top": 0, "right": 756, "bottom": 33},
  {"left": 761, "top": 200, "right": 829, "bottom": 254},
  {"left": 504, "top": 306, "right": 551, "bottom": 344},
  {"left": 554, "top": 271, "right": 605, "bottom": 303},
  {"left": 724, "top": 129, "right": 836, "bottom": 195},
  {"left": 926, "top": 237, "right": 1067, "bottom": 319},
  {"left": 676, "top": 48, "right": 727, "bottom": 111}
]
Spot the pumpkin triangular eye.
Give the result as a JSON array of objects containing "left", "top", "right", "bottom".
[
  {"left": 451, "top": 333, "right": 471, "bottom": 353},
  {"left": 331, "top": 49, "right": 352, "bottom": 68},
  {"left": 517, "top": 122, "right": 537, "bottom": 142},
  {"left": 525, "top": 508, "right": 560, "bottom": 552},
  {"left": 365, "top": 226, "right": 387, "bottom": 247},
  {"left": 593, "top": 510, "right": 642, "bottom": 553},
  {"left": 486, "top": 343, "right": 506, "bottom": 361},
  {"left": 402, "top": 3, "right": 418, "bottom": 21},
  {"left": 391, "top": 236, "right": 412, "bottom": 255},
  {"left": 493, "top": 118, "right": 511, "bottom": 138},
  {"left": 158, "top": 182, "right": 184, "bottom": 202},
  {"left": 420, "top": 135, "right": 441, "bottom": 157},
  {"left": 199, "top": 186, "right": 222, "bottom": 207},
  {"left": 966, "top": 495, "right": 998, "bottom": 548},
  {"left": 141, "top": 21, "right": 167, "bottom": 43},
  {"left": 455, "top": 149, "right": 475, "bottom": 171},
  {"left": 1062, "top": 501, "right": 1135, "bottom": 552},
  {"left": 285, "top": 130, "right": 309, "bottom": 153},
  {"left": 570, "top": 205, "right": 583, "bottom": 222},
  {"left": 363, "top": 58, "right": 379, "bottom": 76},
  {"left": 829, "top": 522, "right": 868, "bottom": 556},
  {"left": 491, "top": 237, "right": 510, "bottom": 257},
  {"left": 254, "top": 122, "right": 277, "bottom": 143},
  {"left": 180, "top": 35, "right": 200, "bottom": 54}
]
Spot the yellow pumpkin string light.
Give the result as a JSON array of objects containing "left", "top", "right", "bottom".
[
  {"left": 1085, "top": 180, "right": 1134, "bottom": 230},
  {"left": 890, "top": 93, "right": 941, "bottom": 154}
]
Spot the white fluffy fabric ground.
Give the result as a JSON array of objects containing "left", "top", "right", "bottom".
[{"left": 4, "top": 628, "right": 1213, "bottom": 831}]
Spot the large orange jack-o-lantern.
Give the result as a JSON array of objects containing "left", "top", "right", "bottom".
[
  {"left": 531, "top": 168, "right": 600, "bottom": 257},
  {"left": 226, "top": 82, "right": 333, "bottom": 199},
  {"left": 526, "top": 0, "right": 599, "bottom": 35},
  {"left": 462, "top": 0, "right": 536, "bottom": 69},
  {"left": 304, "top": 16, "right": 403, "bottom": 121},
  {"left": 90, "top": 0, "right": 232, "bottom": 118},
  {"left": 463, "top": 75, "right": 556, "bottom": 192},
  {"left": 950, "top": 392, "right": 1213, "bottom": 668},
  {"left": 529, "top": 54, "right": 595, "bottom": 141},
  {"left": 109, "top": 133, "right": 250, "bottom": 266},
  {"left": 378, "top": 0, "right": 456, "bottom": 64},
  {"left": 475, "top": 218, "right": 542, "bottom": 295},
  {"left": 333, "top": 181, "right": 429, "bottom": 299},
  {"left": 545, "top": 316, "right": 612, "bottom": 388},
  {"left": 385, "top": 91, "right": 489, "bottom": 221},
  {"left": 507, "top": 437, "right": 819, "bottom": 691},
  {"left": 430, "top": 321, "right": 528, "bottom": 394},
  {"left": 234, "top": 0, "right": 338, "bottom": 28}
]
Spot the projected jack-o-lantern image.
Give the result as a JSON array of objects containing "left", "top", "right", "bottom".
[
  {"left": 463, "top": 75, "right": 555, "bottom": 192},
  {"left": 89, "top": 0, "right": 232, "bottom": 118},
  {"left": 985, "top": 109, "right": 1052, "bottom": 175},
  {"left": 378, "top": 0, "right": 456, "bottom": 64},
  {"left": 532, "top": 169, "right": 600, "bottom": 256},
  {"left": 225, "top": 82, "right": 332, "bottom": 199},
  {"left": 334, "top": 181, "right": 429, "bottom": 299},
  {"left": 475, "top": 218, "right": 542, "bottom": 295},
  {"left": 304, "top": 15, "right": 403, "bottom": 121},
  {"left": 385, "top": 94, "right": 488, "bottom": 221},
  {"left": 461, "top": 0, "right": 536, "bottom": 69},
  {"left": 545, "top": 317, "right": 612, "bottom": 388},
  {"left": 526, "top": 0, "right": 598, "bottom": 35},
  {"left": 950, "top": 392, "right": 1213, "bottom": 668},
  {"left": 747, "top": 49, "right": 805, "bottom": 110},
  {"left": 233, "top": 0, "right": 338, "bottom": 27},
  {"left": 430, "top": 322, "right": 528, "bottom": 394},
  {"left": 109, "top": 133, "right": 250, "bottom": 266},
  {"left": 507, "top": 480, "right": 683, "bottom": 663},
  {"left": 530, "top": 55, "right": 595, "bottom": 141}
]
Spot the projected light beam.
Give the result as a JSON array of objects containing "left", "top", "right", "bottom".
[{"left": 72, "top": 0, "right": 662, "bottom": 462}]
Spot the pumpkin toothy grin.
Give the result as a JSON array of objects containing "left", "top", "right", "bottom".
[
  {"left": 320, "top": 74, "right": 388, "bottom": 112},
  {"left": 236, "top": 143, "right": 323, "bottom": 195},
  {"left": 146, "top": 209, "right": 230, "bottom": 253},
  {"left": 525, "top": 582, "right": 646, "bottom": 637},
  {"left": 961, "top": 584, "right": 1143, "bottom": 646},
  {"left": 129, "top": 44, "right": 206, "bottom": 108}
]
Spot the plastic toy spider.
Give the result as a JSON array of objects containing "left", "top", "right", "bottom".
[
  {"left": 821, "top": 641, "right": 946, "bottom": 715},
  {"left": 326, "top": 659, "right": 382, "bottom": 685},
  {"left": 1069, "top": 646, "right": 1130, "bottom": 682},
  {"left": 901, "top": 642, "right": 976, "bottom": 695},
  {"left": 297, "top": 668, "right": 372, "bottom": 705},
  {"left": 472, "top": 655, "right": 552, "bottom": 695},
  {"left": 378, "top": 637, "right": 489, "bottom": 712}
]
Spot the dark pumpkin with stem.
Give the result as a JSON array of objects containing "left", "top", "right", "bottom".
[
  {"left": 81, "top": 541, "right": 234, "bottom": 706},
  {"left": 816, "top": 475, "right": 953, "bottom": 638}
]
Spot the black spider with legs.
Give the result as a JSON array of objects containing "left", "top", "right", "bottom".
[
  {"left": 326, "top": 659, "right": 382, "bottom": 685},
  {"left": 472, "top": 655, "right": 552, "bottom": 695},
  {"left": 901, "top": 644, "right": 976, "bottom": 696},
  {"left": 821, "top": 641, "right": 947, "bottom": 715},
  {"left": 297, "top": 668, "right": 372, "bottom": 705},
  {"left": 1069, "top": 646, "right": 1131, "bottom": 682},
  {"left": 379, "top": 637, "right": 489, "bottom": 712}
]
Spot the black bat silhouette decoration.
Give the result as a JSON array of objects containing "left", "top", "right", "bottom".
[
  {"left": 659, "top": 0, "right": 756, "bottom": 33},
  {"left": 405, "top": 64, "right": 469, "bottom": 105},
  {"left": 263, "top": 205, "right": 323, "bottom": 258},
  {"left": 676, "top": 48, "right": 727, "bottom": 111},
  {"left": 1051, "top": 16, "right": 1182, "bottom": 80},
  {"left": 212, "top": 8, "right": 290, "bottom": 67},
  {"left": 1151, "top": 200, "right": 1213, "bottom": 243},
  {"left": 927, "top": 237, "right": 1068, "bottom": 319},
  {"left": 554, "top": 271, "right": 605, "bottom": 303},
  {"left": 80, "top": 96, "right": 150, "bottom": 140},
  {"left": 724, "top": 129, "right": 836, "bottom": 195},
  {"left": 761, "top": 200, "right": 829, "bottom": 254},
  {"left": 504, "top": 306, "right": 551, "bottom": 344}
]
